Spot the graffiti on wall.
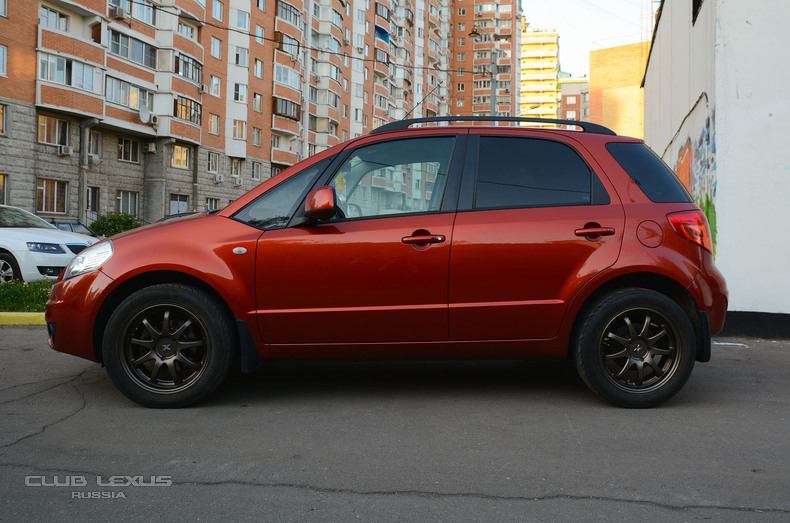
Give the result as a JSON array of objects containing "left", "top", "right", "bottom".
[{"left": 673, "top": 109, "right": 717, "bottom": 253}]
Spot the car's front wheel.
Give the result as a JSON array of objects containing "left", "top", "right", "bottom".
[
  {"left": 574, "top": 288, "right": 696, "bottom": 408},
  {"left": 102, "top": 284, "right": 236, "bottom": 408},
  {"left": 0, "top": 252, "right": 22, "bottom": 282}
]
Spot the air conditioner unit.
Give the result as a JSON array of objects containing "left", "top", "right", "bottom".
[
  {"left": 233, "top": 178, "right": 243, "bottom": 186},
  {"left": 111, "top": 6, "right": 127, "bottom": 19},
  {"left": 213, "top": 173, "right": 224, "bottom": 183},
  {"left": 199, "top": 84, "right": 208, "bottom": 93},
  {"left": 88, "top": 154, "right": 100, "bottom": 164},
  {"left": 144, "top": 143, "right": 156, "bottom": 153},
  {"left": 149, "top": 114, "right": 159, "bottom": 126},
  {"left": 58, "top": 145, "right": 74, "bottom": 157}
]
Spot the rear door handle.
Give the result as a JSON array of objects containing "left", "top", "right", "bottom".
[{"left": 574, "top": 226, "right": 615, "bottom": 238}]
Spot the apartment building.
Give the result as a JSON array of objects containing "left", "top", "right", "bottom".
[
  {"left": 558, "top": 77, "right": 588, "bottom": 122},
  {"left": 519, "top": 20, "right": 558, "bottom": 121},
  {"left": 0, "top": 0, "right": 484, "bottom": 225},
  {"left": 449, "top": 0, "right": 521, "bottom": 117}
]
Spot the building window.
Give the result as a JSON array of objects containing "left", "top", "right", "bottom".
[
  {"left": 173, "top": 96, "right": 202, "bottom": 124},
  {"left": 210, "top": 75, "right": 221, "bottom": 96},
  {"left": 211, "top": 37, "right": 222, "bottom": 59},
  {"left": 232, "top": 120, "right": 246, "bottom": 139},
  {"left": 257, "top": 0, "right": 265, "bottom": 11},
  {"left": 254, "top": 59, "right": 263, "bottom": 78},
  {"left": 39, "top": 5, "right": 68, "bottom": 31},
  {"left": 274, "top": 64, "right": 300, "bottom": 89},
  {"left": 111, "top": 0, "right": 155, "bottom": 24},
  {"left": 172, "top": 145, "right": 190, "bottom": 168},
  {"left": 207, "top": 152, "right": 219, "bottom": 173},
  {"left": 106, "top": 77, "right": 154, "bottom": 110},
  {"left": 566, "top": 110, "right": 577, "bottom": 119},
  {"left": 233, "top": 83, "right": 248, "bottom": 103},
  {"left": 118, "top": 138, "right": 140, "bottom": 163},
  {"left": 0, "top": 174, "right": 6, "bottom": 205},
  {"left": 170, "top": 194, "right": 189, "bottom": 214},
  {"left": 0, "top": 0, "right": 6, "bottom": 17},
  {"left": 0, "top": 104, "right": 5, "bottom": 134},
  {"left": 38, "top": 115, "right": 68, "bottom": 146},
  {"left": 253, "top": 93, "right": 263, "bottom": 112},
  {"left": 39, "top": 53, "right": 99, "bottom": 93},
  {"left": 209, "top": 113, "right": 220, "bottom": 135},
  {"left": 230, "top": 158, "right": 243, "bottom": 176},
  {"left": 235, "top": 47, "right": 249, "bottom": 66},
  {"left": 206, "top": 197, "right": 220, "bottom": 211},
  {"left": 117, "top": 190, "right": 138, "bottom": 215},
  {"left": 566, "top": 96, "right": 577, "bottom": 105},
  {"left": 88, "top": 131, "right": 100, "bottom": 155},
  {"left": 276, "top": 0, "right": 301, "bottom": 26},
  {"left": 255, "top": 25, "right": 264, "bottom": 44},
  {"left": 236, "top": 10, "right": 250, "bottom": 29},
  {"left": 178, "top": 21, "right": 196, "bottom": 40},
  {"left": 252, "top": 162, "right": 262, "bottom": 180},
  {"left": 175, "top": 53, "right": 202, "bottom": 83},
  {"left": 108, "top": 30, "right": 157, "bottom": 68},
  {"left": 0, "top": 45, "right": 6, "bottom": 76},
  {"left": 273, "top": 98, "right": 300, "bottom": 120},
  {"left": 457, "top": 99, "right": 465, "bottom": 107},
  {"left": 36, "top": 179, "right": 67, "bottom": 214},
  {"left": 252, "top": 127, "right": 261, "bottom": 146},
  {"left": 212, "top": 0, "right": 223, "bottom": 20}
]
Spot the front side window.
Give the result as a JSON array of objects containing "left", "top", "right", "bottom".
[
  {"left": 474, "top": 137, "right": 608, "bottom": 210},
  {"left": 36, "top": 178, "right": 67, "bottom": 213},
  {"left": 328, "top": 137, "right": 455, "bottom": 219},
  {"left": 38, "top": 115, "right": 68, "bottom": 145},
  {"left": 233, "top": 157, "right": 331, "bottom": 230}
]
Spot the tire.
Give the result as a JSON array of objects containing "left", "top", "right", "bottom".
[
  {"left": 102, "top": 284, "right": 236, "bottom": 408},
  {"left": 0, "top": 252, "right": 22, "bottom": 283},
  {"left": 574, "top": 288, "right": 696, "bottom": 408}
]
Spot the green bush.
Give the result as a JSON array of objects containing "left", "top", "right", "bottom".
[
  {"left": 91, "top": 213, "right": 141, "bottom": 237},
  {"left": 0, "top": 280, "right": 54, "bottom": 312}
]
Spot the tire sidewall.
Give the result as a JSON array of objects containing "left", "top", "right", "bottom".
[
  {"left": 102, "top": 284, "right": 235, "bottom": 408},
  {"left": 575, "top": 289, "right": 696, "bottom": 408},
  {"left": 0, "top": 252, "right": 22, "bottom": 282}
]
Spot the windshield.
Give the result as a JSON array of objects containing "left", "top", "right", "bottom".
[{"left": 0, "top": 207, "right": 58, "bottom": 229}]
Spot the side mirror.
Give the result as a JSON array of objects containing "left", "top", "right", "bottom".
[{"left": 304, "top": 186, "right": 337, "bottom": 221}]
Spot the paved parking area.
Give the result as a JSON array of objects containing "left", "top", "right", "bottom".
[{"left": 1, "top": 325, "right": 789, "bottom": 521}]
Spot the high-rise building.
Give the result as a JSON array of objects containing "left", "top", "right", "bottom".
[
  {"left": 519, "top": 20, "right": 558, "bottom": 121},
  {"left": 449, "top": 0, "right": 521, "bottom": 117},
  {"left": 0, "top": 0, "right": 491, "bottom": 224}
]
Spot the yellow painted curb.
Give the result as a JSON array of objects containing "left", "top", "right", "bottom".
[{"left": 0, "top": 312, "right": 47, "bottom": 325}]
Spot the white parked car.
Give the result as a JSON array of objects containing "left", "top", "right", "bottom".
[{"left": 0, "top": 205, "right": 98, "bottom": 282}]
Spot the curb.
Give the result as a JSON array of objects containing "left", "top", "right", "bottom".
[{"left": 0, "top": 312, "right": 46, "bottom": 325}]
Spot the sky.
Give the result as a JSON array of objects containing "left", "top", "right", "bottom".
[{"left": 520, "top": 0, "right": 654, "bottom": 77}]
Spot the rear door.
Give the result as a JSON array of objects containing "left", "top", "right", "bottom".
[{"left": 449, "top": 131, "right": 624, "bottom": 340}]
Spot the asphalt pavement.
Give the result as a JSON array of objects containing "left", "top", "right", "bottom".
[{"left": 1, "top": 325, "right": 788, "bottom": 522}]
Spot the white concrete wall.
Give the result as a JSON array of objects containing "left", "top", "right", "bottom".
[{"left": 644, "top": 0, "right": 790, "bottom": 314}]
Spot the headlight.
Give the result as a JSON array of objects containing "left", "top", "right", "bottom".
[
  {"left": 63, "top": 241, "right": 114, "bottom": 280},
  {"left": 27, "top": 242, "right": 66, "bottom": 254}
]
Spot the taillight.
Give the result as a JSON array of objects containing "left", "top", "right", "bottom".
[{"left": 667, "top": 210, "right": 713, "bottom": 252}]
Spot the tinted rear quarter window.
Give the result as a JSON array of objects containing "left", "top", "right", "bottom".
[{"left": 606, "top": 142, "right": 692, "bottom": 203}]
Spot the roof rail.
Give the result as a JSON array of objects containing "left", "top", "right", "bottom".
[{"left": 371, "top": 116, "right": 617, "bottom": 136}]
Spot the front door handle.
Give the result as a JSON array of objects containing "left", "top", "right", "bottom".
[{"left": 402, "top": 234, "right": 446, "bottom": 245}]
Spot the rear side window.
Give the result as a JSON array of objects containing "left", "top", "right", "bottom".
[
  {"left": 607, "top": 142, "right": 692, "bottom": 203},
  {"left": 475, "top": 136, "right": 610, "bottom": 210}
]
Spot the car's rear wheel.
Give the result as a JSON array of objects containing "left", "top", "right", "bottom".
[
  {"left": 102, "top": 284, "right": 236, "bottom": 408},
  {"left": 575, "top": 288, "right": 696, "bottom": 408},
  {"left": 0, "top": 252, "right": 22, "bottom": 282}
]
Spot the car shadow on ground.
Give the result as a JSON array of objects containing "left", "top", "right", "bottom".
[{"left": 206, "top": 358, "right": 593, "bottom": 406}]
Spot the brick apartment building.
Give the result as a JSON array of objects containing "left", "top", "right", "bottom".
[{"left": 0, "top": 0, "right": 521, "bottom": 225}]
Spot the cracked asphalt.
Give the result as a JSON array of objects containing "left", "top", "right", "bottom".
[{"left": 1, "top": 325, "right": 789, "bottom": 522}]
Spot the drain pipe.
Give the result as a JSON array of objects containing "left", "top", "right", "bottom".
[{"left": 79, "top": 118, "right": 99, "bottom": 224}]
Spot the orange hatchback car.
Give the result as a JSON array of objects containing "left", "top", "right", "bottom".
[{"left": 46, "top": 117, "right": 727, "bottom": 408}]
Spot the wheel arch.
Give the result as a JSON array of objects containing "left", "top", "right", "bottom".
[
  {"left": 93, "top": 271, "right": 240, "bottom": 364},
  {"left": 567, "top": 272, "right": 706, "bottom": 361}
]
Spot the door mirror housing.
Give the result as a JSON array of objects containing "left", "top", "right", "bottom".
[{"left": 304, "top": 186, "right": 338, "bottom": 221}]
